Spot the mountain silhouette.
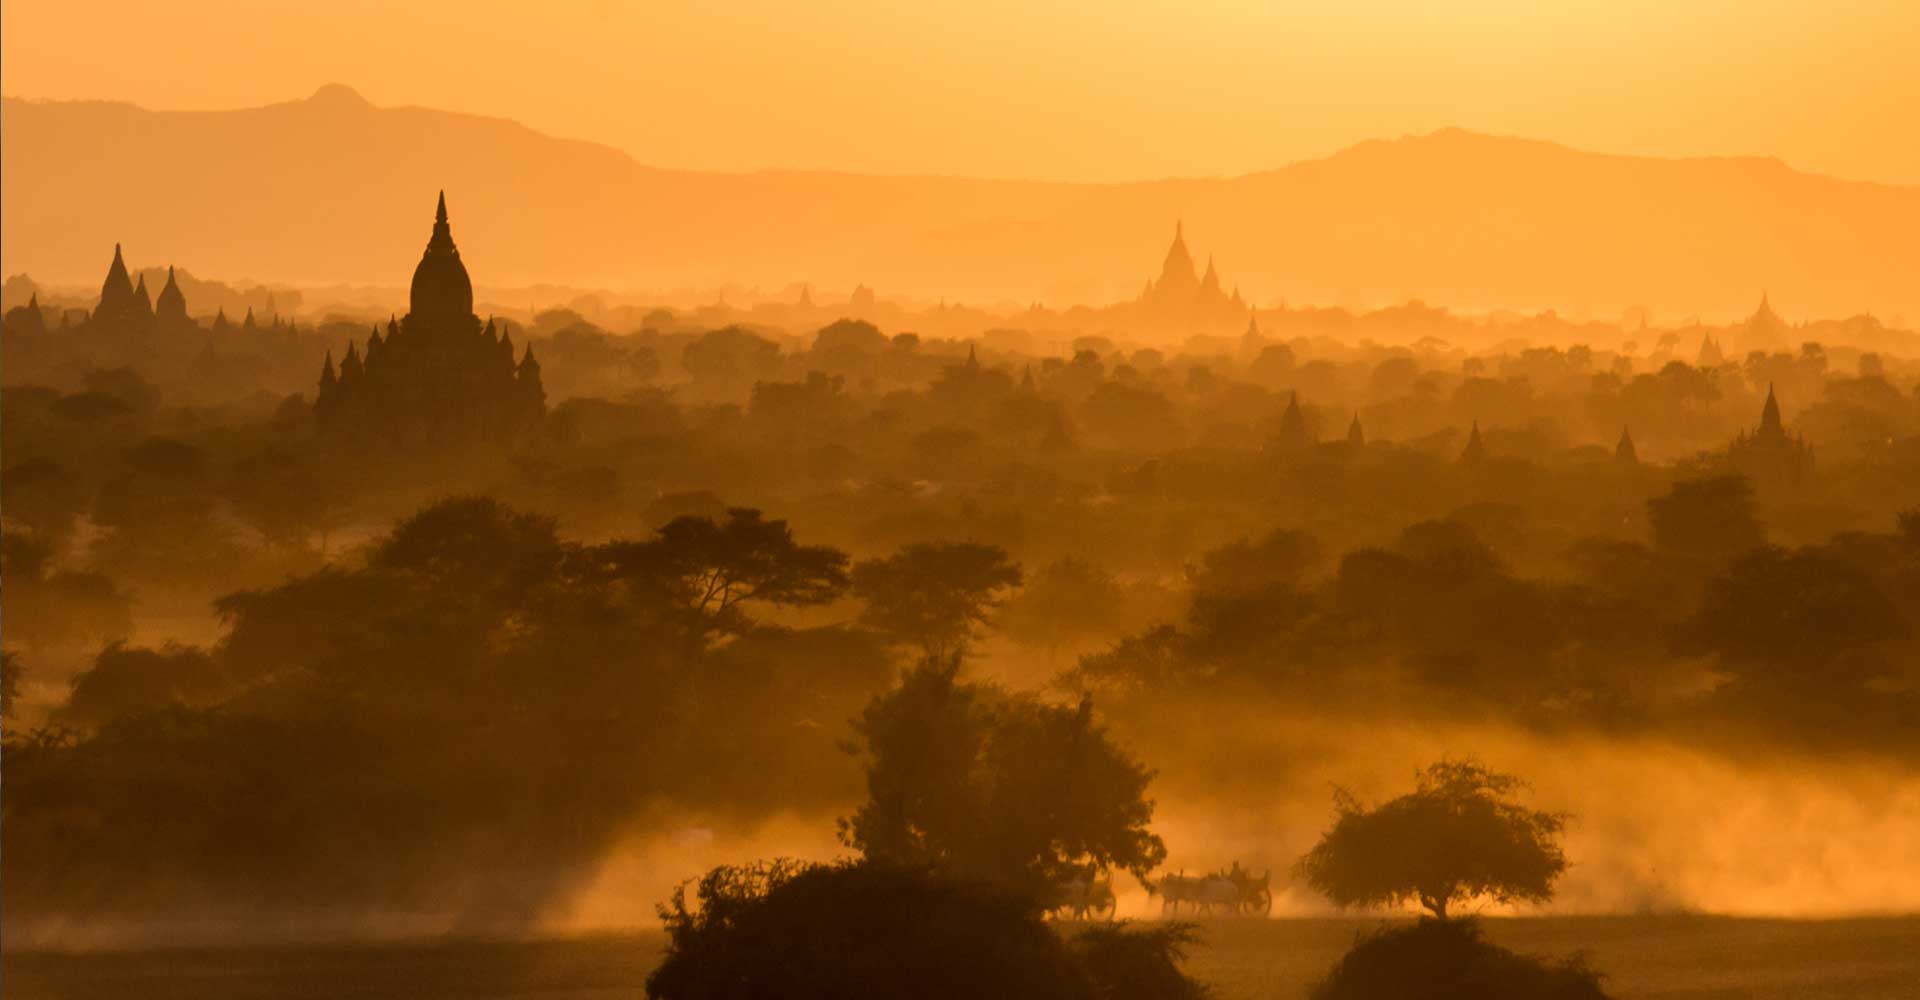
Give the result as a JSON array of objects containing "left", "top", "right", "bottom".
[{"left": 4, "top": 86, "right": 1916, "bottom": 321}]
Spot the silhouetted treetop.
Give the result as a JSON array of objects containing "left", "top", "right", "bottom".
[
  {"left": 852, "top": 542, "right": 1022, "bottom": 659},
  {"left": 1298, "top": 759, "right": 1568, "bottom": 920},
  {"left": 840, "top": 660, "right": 1166, "bottom": 896},
  {"left": 371, "top": 496, "right": 564, "bottom": 596},
  {"left": 590, "top": 508, "right": 849, "bottom": 643}
]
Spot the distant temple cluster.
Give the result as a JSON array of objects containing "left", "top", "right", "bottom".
[
  {"left": 4, "top": 244, "right": 293, "bottom": 337},
  {"left": 45, "top": 247, "right": 204, "bottom": 335},
  {"left": 1257, "top": 381, "right": 1806, "bottom": 484},
  {"left": 314, "top": 193, "right": 545, "bottom": 442}
]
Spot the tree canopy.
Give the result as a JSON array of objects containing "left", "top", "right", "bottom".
[
  {"left": 591, "top": 507, "right": 849, "bottom": 645},
  {"left": 839, "top": 660, "right": 1166, "bottom": 897},
  {"left": 1297, "top": 759, "right": 1568, "bottom": 919},
  {"left": 852, "top": 542, "right": 1022, "bottom": 658}
]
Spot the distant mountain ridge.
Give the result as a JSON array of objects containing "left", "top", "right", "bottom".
[{"left": 4, "top": 85, "right": 1916, "bottom": 322}]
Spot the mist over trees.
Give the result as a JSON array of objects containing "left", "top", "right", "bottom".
[{"left": 6, "top": 229, "right": 1920, "bottom": 955}]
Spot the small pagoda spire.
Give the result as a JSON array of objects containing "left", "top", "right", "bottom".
[
  {"left": 132, "top": 273, "right": 154, "bottom": 317},
  {"left": 155, "top": 265, "right": 189, "bottom": 326},
  {"left": 1615, "top": 427, "right": 1638, "bottom": 465},
  {"left": 1347, "top": 413, "right": 1365, "bottom": 448},
  {"left": 1461, "top": 421, "right": 1486, "bottom": 466}
]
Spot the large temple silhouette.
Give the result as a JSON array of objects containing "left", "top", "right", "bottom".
[
  {"left": 314, "top": 193, "right": 545, "bottom": 443},
  {"left": 1136, "top": 222, "right": 1247, "bottom": 330},
  {"left": 1728, "top": 383, "right": 1812, "bottom": 486}
]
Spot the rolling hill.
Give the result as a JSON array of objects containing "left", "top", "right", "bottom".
[{"left": 4, "top": 84, "right": 1916, "bottom": 322}]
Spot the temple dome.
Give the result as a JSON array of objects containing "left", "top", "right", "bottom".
[{"left": 409, "top": 191, "right": 473, "bottom": 322}]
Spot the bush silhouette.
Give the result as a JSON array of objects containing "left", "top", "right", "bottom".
[
  {"left": 646, "top": 859, "right": 1205, "bottom": 1000},
  {"left": 1311, "top": 918, "right": 1610, "bottom": 1000}
]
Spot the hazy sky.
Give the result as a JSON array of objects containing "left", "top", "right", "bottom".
[{"left": 4, "top": 0, "right": 1917, "bottom": 185}]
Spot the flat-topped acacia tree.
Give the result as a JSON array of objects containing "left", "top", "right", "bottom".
[{"left": 1296, "top": 759, "right": 1568, "bottom": 920}]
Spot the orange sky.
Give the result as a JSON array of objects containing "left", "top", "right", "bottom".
[{"left": 4, "top": 0, "right": 1917, "bottom": 185}]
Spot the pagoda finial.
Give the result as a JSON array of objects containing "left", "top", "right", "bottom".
[{"left": 436, "top": 190, "right": 448, "bottom": 224}]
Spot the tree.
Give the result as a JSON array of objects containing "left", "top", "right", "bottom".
[
  {"left": 681, "top": 326, "right": 783, "bottom": 384},
  {"left": 840, "top": 660, "right": 1166, "bottom": 896},
  {"left": 1297, "top": 759, "right": 1568, "bottom": 920},
  {"left": 592, "top": 508, "right": 849, "bottom": 645},
  {"left": 370, "top": 495, "right": 564, "bottom": 603},
  {"left": 1186, "top": 528, "right": 1324, "bottom": 599},
  {"left": 1647, "top": 475, "right": 1765, "bottom": 562},
  {"left": 59, "top": 642, "right": 230, "bottom": 730},
  {"left": 853, "top": 542, "right": 1023, "bottom": 658},
  {"left": 1676, "top": 545, "right": 1906, "bottom": 687}
]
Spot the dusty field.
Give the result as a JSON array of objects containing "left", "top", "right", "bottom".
[{"left": 5, "top": 916, "right": 1918, "bottom": 999}]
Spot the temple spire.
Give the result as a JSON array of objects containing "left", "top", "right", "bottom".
[
  {"left": 97, "top": 242, "right": 137, "bottom": 323},
  {"left": 1758, "top": 382, "right": 1784, "bottom": 436},
  {"left": 1615, "top": 427, "right": 1638, "bottom": 465},
  {"left": 412, "top": 189, "right": 473, "bottom": 319},
  {"left": 1269, "top": 391, "right": 1313, "bottom": 452},
  {"left": 1155, "top": 220, "right": 1197, "bottom": 294},
  {"left": 1461, "top": 421, "right": 1486, "bottom": 466}
]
